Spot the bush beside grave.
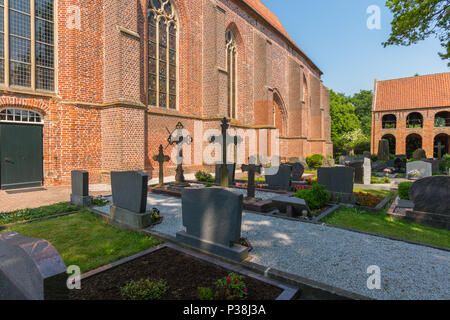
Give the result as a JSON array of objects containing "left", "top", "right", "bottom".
[
  {"left": 398, "top": 182, "right": 414, "bottom": 200},
  {"left": 294, "top": 182, "right": 329, "bottom": 210},
  {"left": 120, "top": 278, "right": 169, "bottom": 300},
  {"left": 306, "top": 154, "right": 324, "bottom": 168},
  {"left": 195, "top": 171, "right": 214, "bottom": 183}
]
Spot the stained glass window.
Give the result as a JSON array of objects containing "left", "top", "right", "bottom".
[
  {"left": 2, "top": 0, "right": 54, "bottom": 90},
  {"left": 226, "top": 30, "right": 237, "bottom": 119},
  {"left": 148, "top": 0, "right": 177, "bottom": 109}
]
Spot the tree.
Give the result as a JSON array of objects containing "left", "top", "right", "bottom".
[
  {"left": 351, "top": 90, "right": 373, "bottom": 137},
  {"left": 329, "top": 90, "right": 361, "bottom": 139},
  {"left": 383, "top": 0, "right": 450, "bottom": 66}
]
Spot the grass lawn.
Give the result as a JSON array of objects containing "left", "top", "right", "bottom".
[
  {"left": 0, "top": 202, "right": 79, "bottom": 226},
  {"left": 322, "top": 207, "right": 450, "bottom": 248},
  {"left": 4, "top": 210, "right": 161, "bottom": 272}
]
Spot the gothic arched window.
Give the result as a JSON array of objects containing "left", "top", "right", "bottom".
[
  {"left": 226, "top": 30, "right": 237, "bottom": 119},
  {"left": 148, "top": 0, "right": 177, "bottom": 109}
]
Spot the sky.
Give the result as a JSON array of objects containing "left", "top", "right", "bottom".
[{"left": 260, "top": 0, "right": 449, "bottom": 96}]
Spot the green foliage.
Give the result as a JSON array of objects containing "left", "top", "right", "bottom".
[
  {"left": 205, "top": 183, "right": 213, "bottom": 188},
  {"left": 330, "top": 90, "right": 361, "bottom": 140},
  {"left": 306, "top": 154, "right": 324, "bottom": 168},
  {"left": 198, "top": 287, "right": 214, "bottom": 300},
  {"left": 294, "top": 182, "right": 330, "bottom": 210},
  {"left": 441, "top": 154, "right": 450, "bottom": 171},
  {"left": 383, "top": 0, "right": 450, "bottom": 66},
  {"left": 215, "top": 273, "right": 248, "bottom": 300},
  {"left": 371, "top": 176, "right": 391, "bottom": 184},
  {"left": 398, "top": 181, "right": 414, "bottom": 200},
  {"left": 350, "top": 90, "right": 373, "bottom": 136},
  {"left": 370, "top": 154, "right": 378, "bottom": 162},
  {"left": 195, "top": 171, "right": 214, "bottom": 183},
  {"left": 120, "top": 278, "right": 169, "bottom": 300},
  {"left": 0, "top": 202, "right": 79, "bottom": 226},
  {"left": 435, "top": 117, "right": 446, "bottom": 127},
  {"left": 91, "top": 197, "right": 108, "bottom": 207}
]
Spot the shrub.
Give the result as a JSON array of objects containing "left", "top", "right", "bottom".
[
  {"left": 195, "top": 171, "right": 214, "bottom": 183},
  {"left": 398, "top": 182, "right": 413, "bottom": 200},
  {"left": 441, "top": 154, "right": 450, "bottom": 171},
  {"left": 215, "top": 273, "right": 248, "bottom": 300},
  {"left": 91, "top": 197, "right": 109, "bottom": 207},
  {"left": 294, "top": 182, "right": 329, "bottom": 210},
  {"left": 146, "top": 208, "right": 161, "bottom": 223},
  {"left": 354, "top": 141, "right": 370, "bottom": 155},
  {"left": 306, "top": 154, "right": 324, "bottom": 168},
  {"left": 354, "top": 192, "right": 383, "bottom": 208},
  {"left": 370, "top": 154, "right": 378, "bottom": 162},
  {"left": 120, "top": 278, "right": 169, "bottom": 300},
  {"left": 198, "top": 287, "right": 214, "bottom": 301},
  {"left": 371, "top": 176, "right": 391, "bottom": 184}
]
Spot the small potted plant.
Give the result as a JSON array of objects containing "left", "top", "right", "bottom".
[
  {"left": 147, "top": 208, "right": 163, "bottom": 225},
  {"left": 407, "top": 169, "right": 420, "bottom": 180}
]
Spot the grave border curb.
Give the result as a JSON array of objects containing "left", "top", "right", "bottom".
[{"left": 143, "top": 229, "right": 371, "bottom": 300}]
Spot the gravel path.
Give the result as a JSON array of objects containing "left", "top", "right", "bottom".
[{"left": 94, "top": 194, "right": 450, "bottom": 300}]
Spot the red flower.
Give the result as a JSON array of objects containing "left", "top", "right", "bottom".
[{"left": 227, "top": 276, "right": 231, "bottom": 283}]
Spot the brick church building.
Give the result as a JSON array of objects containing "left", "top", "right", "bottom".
[
  {"left": 371, "top": 72, "right": 450, "bottom": 159},
  {"left": 0, "top": 0, "right": 332, "bottom": 189}
]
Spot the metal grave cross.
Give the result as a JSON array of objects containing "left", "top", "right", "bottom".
[
  {"left": 241, "top": 163, "right": 262, "bottom": 199},
  {"left": 153, "top": 144, "right": 171, "bottom": 186}
]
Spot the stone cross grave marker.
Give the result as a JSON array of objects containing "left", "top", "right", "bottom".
[
  {"left": 219, "top": 117, "right": 230, "bottom": 187},
  {"left": 436, "top": 141, "right": 445, "bottom": 159},
  {"left": 241, "top": 162, "right": 262, "bottom": 199},
  {"left": 153, "top": 144, "right": 170, "bottom": 186},
  {"left": 166, "top": 122, "right": 192, "bottom": 184}
]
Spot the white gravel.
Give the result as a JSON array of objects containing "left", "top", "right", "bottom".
[{"left": 93, "top": 194, "right": 450, "bottom": 300}]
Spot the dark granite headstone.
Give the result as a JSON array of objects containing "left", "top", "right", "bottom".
[
  {"left": 214, "top": 163, "right": 236, "bottom": 185},
  {"left": 70, "top": 170, "right": 90, "bottom": 207},
  {"left": 363, "top": 151, "right": 371, "bottom": 158},
  {"left": 111, "top": 171, "right": 148, "bottom": 213},
  {"left": 176, "top": 187, "right": 248, "bottom": 262},
  {"left": 378, "top": 139, "right": 390, "bottom": 161},
  {"left": 291, "top": 162, "right": 305, "bottom": 182},
  {"left": 0, "top": 232, "right": 68, "bottom": 300},
  {"left": 386, "top": 159, "right": 395, "bottom": 168},
  {"left": 405, "top": 176, "right": 450, "bottom": 230},
  {"left": 372, "top": 160, "right": 387, "bottom": 172},
  {"left": 318, "top": 167, "right": 355, "bottom": 194},
  {"left": 265, "top": 165, "right": 292, "bottom": 191},
  {"left": 409, "top": 176, "right": 450, "bottom": 215},
  {"left": 110, "top": 171, "right": 151, "bottom": 230},
  {"left": 422, "top": 159, "right": 440, "bottom": 173},
  {"left": 394, "top": 158, "right": 407, "bottom": 173}
]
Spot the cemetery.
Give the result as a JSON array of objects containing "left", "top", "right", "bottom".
[{"left": 1, "top": 114, "right": 449, "bottom": 301}]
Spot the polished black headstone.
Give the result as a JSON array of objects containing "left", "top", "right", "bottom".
[{"left": 111, "top": 171, "right": 148, "bottom": 213}]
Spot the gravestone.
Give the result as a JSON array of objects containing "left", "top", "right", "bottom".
[
  {"left": 422, "top": 159, "right": 440, "bottom": 173},
  {"left": 265, "top": 164, "right": 292, "bottom": 191},
  {"left": 406, "top": 161, "right": 432, "bottom": 179},
  {"left": 272, "top": 196, "right": 311, "bottom": 218},
  {"left": 363, "top": 151, "right": 371, "bottom": 158},
  {"left": 110, "top": 171, "right": 151, "bottom": 230},
  {"left": 176, "top": 187, "right": 248, "bottom": 262},
  {"left": 386, "top": 159, "right": 395, "bottom": 168},
  {"left": 291, "top": 162, "right": 305, "bottom": 182},
  {"left": 394, "top": 157, "right": 406, "bottom": 173},
  {"left": 339, "top": 155, "right": 357, "bottom": 165},
  {"left": 322, "top": 157, "right": 335, "bottom": 167},
  {"left": 372, "top": 160, "right": 387, "bottom": 172},
  {"left": 404, "top": 176, "right": 450, "bottom": 230},
  {"left": 241, "top": 163, "right": 262, "bottom": 199},
  {"left": 347, "top": 158, "right": 371, "bottom": 185},
  {"left": 378, "top": 139, "right": 390, "bottom": 161},
  {"left": 218, "top": 118, "right": 230, "bottom": 187},
  {"left": 215, "top": 163, "right": 236, "bottom": 185},
  {"left": 0, "top": 232, "right": 68, "bottom": 300},
  {"left": 70, "top": 170, "right": 90, "bottom": 207},
  {"left": 318, "top": 167, "right": 355, "bottom": 204},
  {"left": 412, "top": 148, "right": 426, "bottom": 160},
  {"left": 153, "top": 144, "right": 170, "bottom": 186}
]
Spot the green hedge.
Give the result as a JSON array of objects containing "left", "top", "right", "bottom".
[
  {"left": 294, "top": 182, "right": 329, "bottom": 210},
  {"left": 306, "top": 154, "right": 324, "bottom": 168}
]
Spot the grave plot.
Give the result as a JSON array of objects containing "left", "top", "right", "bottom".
[{"left": 69, "top": 244, "right": 298, "bottom": 300}]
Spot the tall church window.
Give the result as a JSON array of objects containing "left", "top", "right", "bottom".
[
  {"left": 148, "top": 0, "right": 177, "bottom": 109},
  {"left": 226, "top": 30, "right": 236, "bottom": 119},
  {"left": 0, "top": 0, "right": 54, "bottom": 90}
]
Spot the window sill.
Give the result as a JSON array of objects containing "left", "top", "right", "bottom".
[{"left": 0, "top": 85, "right": 56, "bottom": 98}]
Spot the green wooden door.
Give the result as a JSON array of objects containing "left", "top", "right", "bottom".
[{"left": 0, "top": 123, "right": 43, "bottom": 189}]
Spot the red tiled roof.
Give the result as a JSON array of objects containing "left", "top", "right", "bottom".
[
  {"left": 241, "top": 0, "right": 322, "bottom": 74},
  {"left": 374, "top": 72, "right": 450, "bottom": 112}
]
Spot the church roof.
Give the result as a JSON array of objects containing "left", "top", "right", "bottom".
[
  {"left": 373, "top": 72, "right": 450, "bottom": 112},
  {"left": 241, "top": 0, "right": 322, "bottom": 75}
]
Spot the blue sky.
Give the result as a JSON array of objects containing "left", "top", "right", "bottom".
[{"left": 261, "top": 0, "right": 449, "bottom": 96}]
